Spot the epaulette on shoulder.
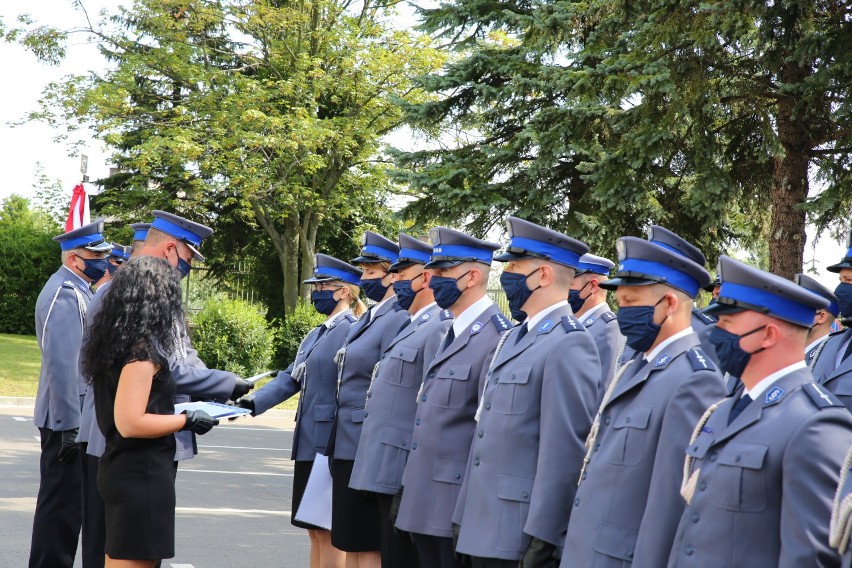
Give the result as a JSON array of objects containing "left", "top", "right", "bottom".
[
  {"left": 560, "top": 315, "right": 584, "bottom": 332},
  {"left": 803, "top": 382, "right": 845, "bottom": 410},
  {"left": 686, "top": 348, "right": 716, "bottom": 373},
  {"left": 693, "top": 308, "right": 715, "bottom": 325},
  {"left": 601, "top": 311, "right": 617, "bottom": 323},
  {"left": 440, "top": 309, "right": 454, "bottom": 321},
  {"left": 829, "top": 328, "right": 849, "bottom": 338},
  {"left": 491, "top": 313, "right": 511, "bottom": 332},
  {"left": 61, "top": 279, "right": 78, "bottom": 290}
]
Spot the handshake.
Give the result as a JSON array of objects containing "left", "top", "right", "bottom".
[{"left": 180, "top": 374, "right": 260, "bottom": 433}]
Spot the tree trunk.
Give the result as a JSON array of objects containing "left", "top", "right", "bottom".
[
  {"left": 249, "top": 196, "right": 300, "bottom": 315},
  {"left": 299, "top": 211, "right": 319, "bottom": 303},
  {"left": 769, "top": 62, "right": 811, "bottom": 280}
]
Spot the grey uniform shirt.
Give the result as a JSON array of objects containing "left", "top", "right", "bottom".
[
  {"left": 580, "top": 301, "right": 624, "bottom": 394},
  {"left": 812, "top": 329, "right": 852, "bottom": 412}
]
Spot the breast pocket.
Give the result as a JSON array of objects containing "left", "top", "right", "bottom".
[
  {"left": 429, "top": 364, "right": 472, "bottom": 410},
  {"left": 711, "top": 442, "right": 768, "bottom": 512},
  {"left": 603, "top": 406, "right": 653, "bottom": 467},
  {"left": 311, "top": 402, "right": 336, "bottom": 452},
  {"left": 492, "top": 366, "right": 532, "bottom": 415},
  {"left": 383, "top": 345, "right": 420, "bottom": 388}
]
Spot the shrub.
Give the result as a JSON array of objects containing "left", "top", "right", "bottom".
[
  {"left": 271, "top": 299, "right": 326, "bottom": 369},
  {"left": 191, "top": 295, "right": 274, "bottom": 377}
]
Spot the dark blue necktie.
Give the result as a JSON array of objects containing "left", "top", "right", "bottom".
[
  {"left": 442, "top": 327, "right": 455, "bottom": 352},
  {"left": 727, "top": 394, "right": 753, "bottom": 425},
  {"left": 515, "top": 323, "right": 528, "bottom": 344}
]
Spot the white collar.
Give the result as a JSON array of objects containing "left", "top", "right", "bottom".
[
  {"left": 411, "top": 301, "right": 437, "bottom": 323},
  {"left": 452, "top": 295, "right": 495, "bottom": 336},
  {"left": 370, "top": 295, "right": 395, "bottom": 320},
  {"left": 745, "top": 361, "right": 808, "bottom": 400},
  {"left": 580, "top": 301, "right": 609, "bottom": 321},
  {"left": 526, "top": 300, "right": 569, "bottom": 330},
  {"left": 324, "top": 308, "right": 353, "bottom": 328},
  {"left": 644, "top": 327, "right": 694, "bottom": 362}
]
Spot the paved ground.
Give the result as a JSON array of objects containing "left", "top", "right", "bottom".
[{"left": 0, "top": 404, "right": 310, "bottom": 567}]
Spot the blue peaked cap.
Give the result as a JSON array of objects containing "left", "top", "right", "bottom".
[
  {"left": 53, "top": 219, "right": 112, "bottom": 252},
  {"left": 828, "top": 229, "right": 852, "bottom": 273},
  {"left": 425, "top": 227, "right": 500, "bottom": 268},
  {"left": 646, "top": 225, "right": 707, "bottom": 267},
  {"left": 704, "top": 256, "right": 829, "bottom": 327},
  {"left": 389, "top": 233, "right": 432, "bottom": 272},
  {"left": 576, "top": 253, "right": 615, "bottom": 275},
  {"left": 600, "top": 237, "right": 711, "bottom": 298},
  {"left": 794, "top": 273, "right": 839, "bottom": 317},
  {"left": 494, "top": 217, "right": 589, "bottom": 269},
  {"left": 150, "top": 210, "right": 213, "bottom": 261},
  {"left": 304, "top": 253, "right": 363, "bottom": 285},
  {"left": 129, "top": 222, "right": 151, "bottom": 242},
  {"left": 352, "top": 231, "right": 399, "bottom": 264}
]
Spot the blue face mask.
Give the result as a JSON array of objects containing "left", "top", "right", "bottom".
[
  {"left": 177, "top": 258, "right": 192, "bottom": 279},
  {"left": 311, "top": 289, "right": 340, "bottom": 316},
  {"left": 106, "top": 262, "right": 120, "bottom": 276},
  {"left": 568, "top": 281, "right": 591, "bottom": 313},
  {"left": 500, "top": 267, "right": 541, "bottom": 322},
  {"left": 835, "top": 282, "right": 852, "bottom": 319},
  {"left": 79, "top": 257, "right": 109, "bottom": 282},
  {"left": 393, "top": 274, "right": 424, "bottom": 311},
  {"left": 617, "top": 295, "right": 668, "bottom": 352},
  {"left": 709, "top": 324, "right": 766, "bottom": 378},
  {"left": 361, "top": 276, "right": 389, "bottom": 302},
  {"left": 430, "top": 271, "right": 470, "bottom": 310}
]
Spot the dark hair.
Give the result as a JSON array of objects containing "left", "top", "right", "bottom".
[{"left": 82, "top": 256, "right": 184, "bottom": 385}]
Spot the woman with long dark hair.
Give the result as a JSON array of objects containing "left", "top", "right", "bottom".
[{"left": 82, "top": 256, "right": 218, "bottom": 567}]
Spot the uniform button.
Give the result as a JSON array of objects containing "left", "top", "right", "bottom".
[
  {"left": 485, "top": 403, "right": 491, "bottom": 410},
  {"left": 625, "top": 417, "right": 631, "bottom": 424},
  {"left": 574, "top": 498, "right": 580, "bottom": 507},
  {"left": 421, "top": 395, "right": 427, "bottom": 402},
  {"left": 511, "top": 374, "right": 516, "bottom": 380},
  {"left": 402, "top": 441, "right": 406, "bottom": 447},
  {"left": 581, "top": 471, "right": 587, "bottom": 480},
  {"left": 562, "top": 529, "right": 567, "bottom": 536},
  {"left": 735, "top": 455, "right": 741, "bottom": 462},
  {"left": 604, "top": 416, "right": 611, "bottom": 425},
  {"left": 474, "top": 458, "right": 480, "bottom": 466},
  {"left": 692, "top": 445, "right": 698, "bottom": 452},
  {"left": 594, "top": 443, "right": 600, "bottom": 452},
  {"left": 478, "top": 430, "right": 484, "bottom": 438},
  {"left": 399, "top": 352, "right": 404, "bottom": 356},
  {"left": 698, "top": 481, "right": 707, "bottom": 491},
  {"left": 367, "top": 393, "right": 372, "bottom": 398},
  {"left": 685, "top": 545, "right": 695, "bottom": 556},
  {"left": 416, "top": 419, "right": 421, "bottom": 426},
  {"left": 428, "top": 372, "right": 436, "bottom": 378},
  {"left": 709, "top": 452, "right": 718, "bottom": 462},
  {"left": 522, "top": 491, "right": 529, "bottom": 499},
  {"left": 627, "top": 550, "right": 634, "bottom": 560},
  {"left": 455, "top": 473, "right": 461, "bottom": 480},
  {"left": 449, "top": 370, "right": 455, "bottom": 375},
  {"left": 364, "top": 412, "right": 368, "bottom": 418},
  {"left": 412, "top": 443, "right": 417, "bottom": 450},
  {"left": 691, "top": 513, "right": 700, "bottom": 523}
]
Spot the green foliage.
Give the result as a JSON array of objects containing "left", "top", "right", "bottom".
[
  {"left": 191, "top": 296, "right": 274, "bottom": 377},
  {"left": 271, "top": 299, "right": 326, "bottom": 370},
  {"left": 0, "top": 333, "right": 42, "bottom": 396},
  {"left": 0, "top": 196, "right": 62, "bottom": 335}
]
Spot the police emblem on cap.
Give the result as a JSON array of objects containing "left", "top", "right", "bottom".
[
  {"left": 97, "top": 221, "right": 104, "bottom": 232},
  {"left": 616, "top": 240, "right": 626, "bottom": 261},
  {"left": 765, "top": 386, "right": 785, "bottom": 404},
  {"left": 471, "top": 321, "right": 483, "bottom": 334}
]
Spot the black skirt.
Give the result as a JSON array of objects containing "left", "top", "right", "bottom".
[
  {"left": 292, "top": 460, "right": 326, "bottom": 530},
  {"left": 331, "top": 459, "right": 381, "bottom": 552}
]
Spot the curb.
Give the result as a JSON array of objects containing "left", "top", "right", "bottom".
[{"left": 0, "top": 396, "right": 297, "bottom": 420}]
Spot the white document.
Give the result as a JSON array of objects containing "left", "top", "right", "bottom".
[
  {"left": 294, "top": 454, "right": 333, "bottom": 530},
  {"left": 173, "top": 401, "right": 251, "bottom": 419}
]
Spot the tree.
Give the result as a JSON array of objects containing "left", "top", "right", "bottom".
[
  {"left": 393, "top": 0, "right": 852, "bottom": 277},
  {"left": 30, "top": 0, "right": 442, "bottom": 312},
  {"left": 0, "top": 195, "right": 62, "bottom": 334}
]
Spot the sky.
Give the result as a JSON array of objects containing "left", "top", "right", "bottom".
[{"left": 0, "top": 1, "right": 846, "bottom": 290}]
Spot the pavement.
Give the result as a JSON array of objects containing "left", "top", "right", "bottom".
[{"left": 0, "top": 402, "right": 310, "bottom": 567}]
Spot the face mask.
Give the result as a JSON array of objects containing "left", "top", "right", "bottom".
[
  {"left": 568, "top": 281, "right": 591, "bottom": 313},
  {"left": 500, "top": 267, "right": 542, "bottom": 322},
  {"left": 616, "top": 295, "right": 668, "bottom": 352},
  {"left": 78, "top": 257, "right": 109, "bottom": 282},
  {"left": 835, "top": 282, "right": 852, "bottom": 319},
  {"left": 177, "top": 258, "right": 192, "bottom": 279},
  {"left": 311, "top": 289, "right": 339, "bottom": 316},
  {"left": 106, "top": 262, "right": 120, "bottom": 276},
  {"left": 393, "top": 274, "right": 424, "bottom": 311},
  {"left": 709, "top": 324, "right": 767, "bottom": 378},
  {"left": 361, "top": 277, "right": 389, "bottom": 302},
  {"left": 430, "top": 271, "right": 470, "bottom": 309}
]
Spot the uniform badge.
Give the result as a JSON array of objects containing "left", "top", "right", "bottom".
[
  {"left": 655, "top": 354, "right": 671, "bottom": 367},
  {"left": 421, "top": 312, "right": 432, "bottom": 322},
  {"left": 471, "top": 321, "right": 484, "bottom": 334},
  {"left": 538, "top": 320, "right": 554, "bottom": 333},
  {"left": 764, "top": 386, "right": 785, "bottom": 404},
  {"left": 584, "top": 317, "right": 595, "bottom": 327}
]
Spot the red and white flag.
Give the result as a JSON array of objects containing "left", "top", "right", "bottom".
[{"left": 65, "top": 183, "right": 91, "bottom": 232}]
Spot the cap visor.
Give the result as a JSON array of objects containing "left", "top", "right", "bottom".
[
  {"left": 424, "top": 259, "right": 465, "bottom": 269},
  {"left": 352, "top": 255, "right": 386, "bottom": 264},
  {"left": 493, "top": 251, "right": 532, "bottom": 262},
  {"left": 388, "top": 260, "right": 418, "bottom": 273},
  {"left": 84, "top": 242, "right": 114, "bottom": 253},
  {"left": 827, "top": 260, "right": 852, "bottom": 274},
  {"left": 598, "top": 276, "right": 659, "bottom": 291},
  {"left": 701, "top": 302, "right": 745, "bottom": 317},
  {"left": 184, "top": 242, "right": 205, "bottom": 262}
]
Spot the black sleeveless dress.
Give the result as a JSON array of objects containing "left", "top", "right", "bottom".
[{"left": 95, "top": 350, "right": 178, "bottom": 560}]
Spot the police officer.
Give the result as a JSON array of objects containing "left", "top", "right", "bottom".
[
  {"left": 394, "top": 227, "right": 511, "bottom": 568},
  {"left": 669, "top": 255, "right": 852, "bottom": 567},
  {"left": 128, "top": 222, "right": 151, "bottom": 256},
  {"left": 328, "top": 232, "right": 409, "bottom": 564},
  {"left": 703, "top": 276, "right": 721, "bottom": 301},
  {"left": 569, "top": 252, "right": 624, "bottom": 391},
  {"left": 452, "top": 217, "right": 600, "bottom": 568},
  {"left": 350, "top": 233, "right": 453, "bottom": 567},
  {"left": 794, "top": 273, "right": 839, "bottom": 368},
  {"left": 30, "top": 220, "right": 112, "bottom": 568},
  {"left": 106, "top": 243, "right": 130, "bottom": 274},
  {"left": 811, "top": 231, "right": 852, "bottom": 411},
  {"left": 76, "top": 212, "right": 250, "bottom": 568},
  {"left": 239, "top": 253, "right": 364, "bottom": 567},
  {"left": 830, "top": 446, "right": 852, "bottom": 568},
  {"left": 563, "top": 236, "right": 725, "bottom": 568}
]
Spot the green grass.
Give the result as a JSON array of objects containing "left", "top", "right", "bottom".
[
  {"left": 0, "top": 332, "right": 298, "bottom": 410},
  {"left": 0, "top": 333, "right": 42, "bottom": 397}
]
